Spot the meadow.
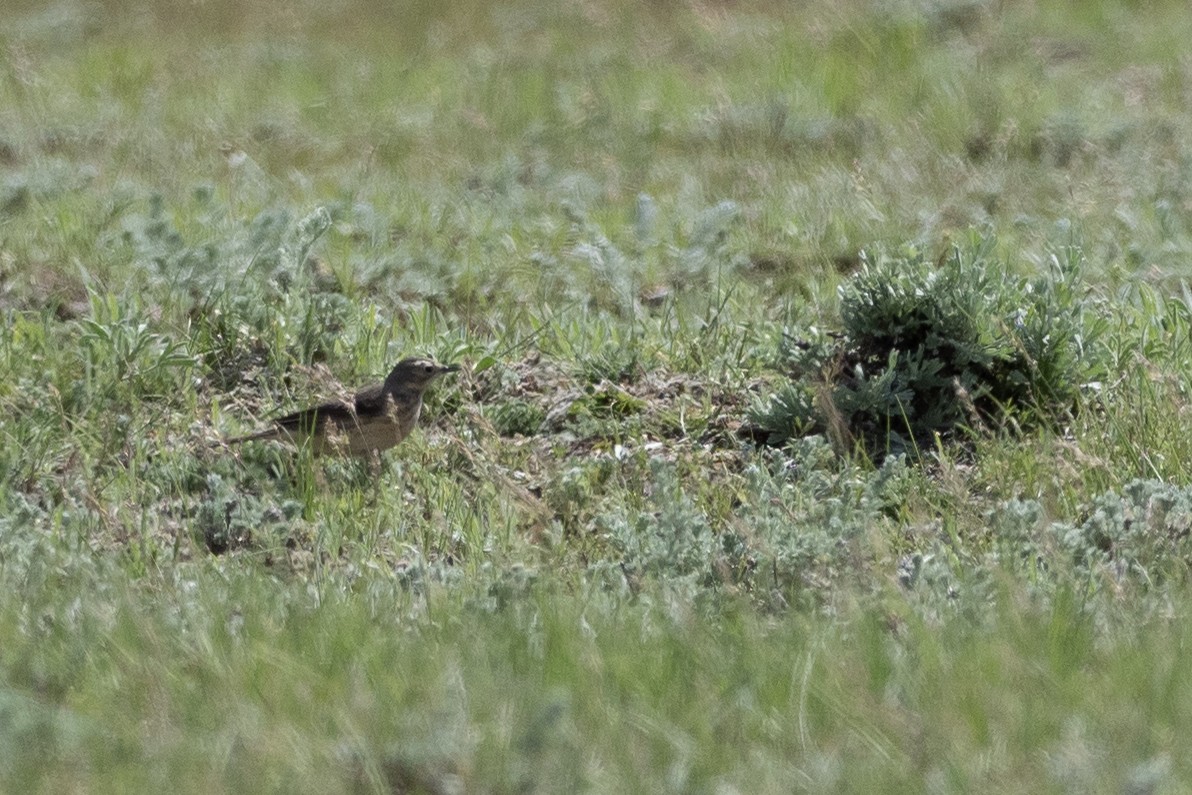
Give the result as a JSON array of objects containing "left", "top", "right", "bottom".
[{"left": 3, "top": 0, "right": 1192, "bottom": 791}]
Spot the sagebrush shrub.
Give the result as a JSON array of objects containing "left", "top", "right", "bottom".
[{"left": 751, "top": 232, "right": 1102, "bottom": 458}]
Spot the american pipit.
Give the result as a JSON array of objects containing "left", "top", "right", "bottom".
[{"left": 228, "top": 357, "right": 460, "bottom": 456}]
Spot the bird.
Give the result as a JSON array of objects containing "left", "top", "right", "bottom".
[{"left": 227, "top": 357, "right": 460, "bottom": 456}]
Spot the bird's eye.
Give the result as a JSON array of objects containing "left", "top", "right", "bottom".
[{"left": 424, "top": 364, "right": 434, "bottom": 373}]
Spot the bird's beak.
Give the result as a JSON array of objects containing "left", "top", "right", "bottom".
[{"left": 440, "top": 363, "right": 462, "bottom": 374}]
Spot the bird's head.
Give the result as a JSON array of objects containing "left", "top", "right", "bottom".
[{"left": 384, "top": 357, "right": 461, "bottom": 393}]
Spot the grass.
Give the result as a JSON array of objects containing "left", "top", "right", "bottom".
[
  {"left": 3, "top": 562, "right": 1189, "bottom": 791},
  {"left": 4, "top": 0, "right": 1192, "bottom": 791}
]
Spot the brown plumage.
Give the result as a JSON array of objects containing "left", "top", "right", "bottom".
[{"left": 228, "top": 357, "right": 460, "bottom": 456}]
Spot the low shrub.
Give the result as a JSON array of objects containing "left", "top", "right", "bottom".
[{"left": 751, "top": 232, "right": 1104, "bottom": 459}]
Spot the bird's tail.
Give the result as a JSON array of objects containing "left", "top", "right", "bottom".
[{"left": 225, "top": 428, "right": 285, "bottom": 445}]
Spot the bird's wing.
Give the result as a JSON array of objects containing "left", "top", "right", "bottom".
[
  {"left": 273, "top": 397, "right": 359, "bottom": 432},
  {"left": 274, "top": 380, "right": 391, "bottom": 429},
  {"left": 350, "top": 383, "right": 392, "bottom": 418},
  {"left": 229, "top": 381, "right": 388, "bottom": 445}
]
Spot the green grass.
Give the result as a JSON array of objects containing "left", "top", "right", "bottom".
[
  {"left": 5, "top": 0, "right": 1192, "bottom": 791},
  {"left": 2, "top": 560, "right": 1189, "bottom": 792}
]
